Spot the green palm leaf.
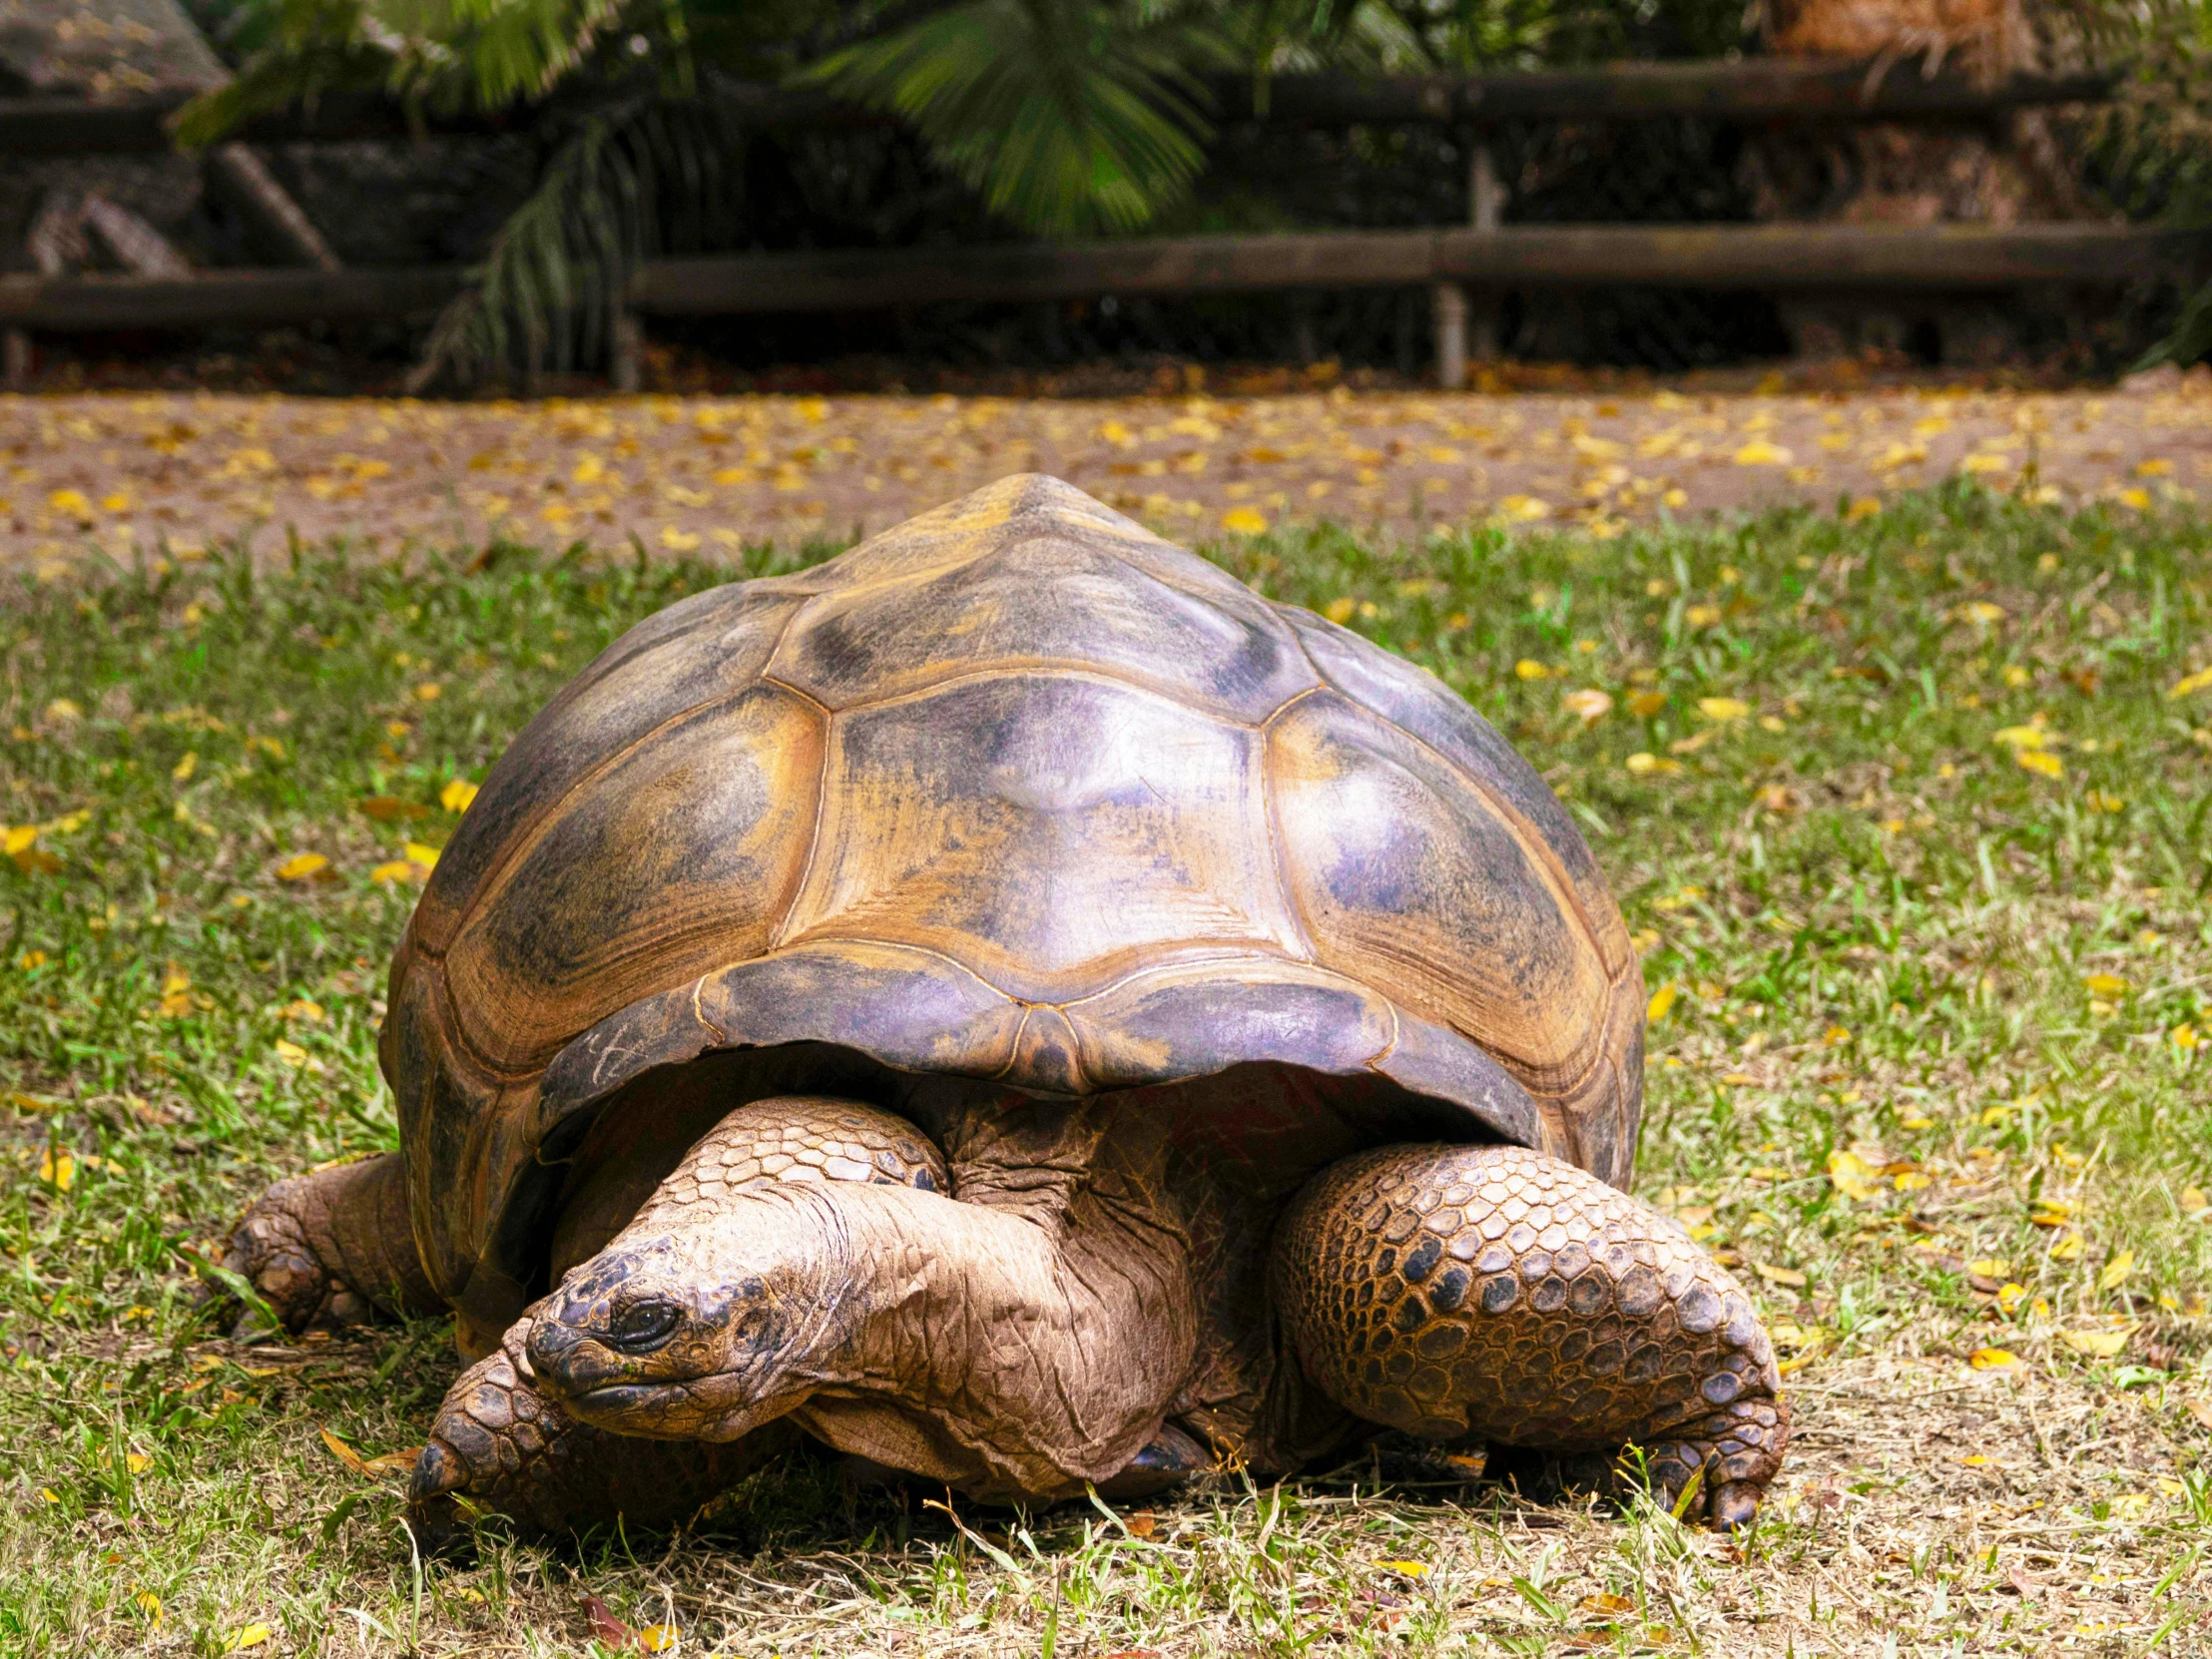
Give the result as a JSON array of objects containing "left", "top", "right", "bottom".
[{"left": 804, "top": 0, "right": 1231, "bottom": 236}]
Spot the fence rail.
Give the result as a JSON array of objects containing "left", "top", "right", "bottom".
[{"left": 0, "top": 224, "right": 2193, "bottom": 337}]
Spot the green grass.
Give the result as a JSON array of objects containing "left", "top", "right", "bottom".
[{"left": 2, "top": 485, "right": 2210, "bottom": 1656}]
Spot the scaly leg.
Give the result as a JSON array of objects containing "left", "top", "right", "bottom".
[
  {"left": 1272, "top": 1143, "right": 1788, "bottom": 1529},
  {"left": 223, "top": 1153, "right": 442, "bottom": 1337},
  {"left": 407, "top": 1309, "right": 795, "bottom": 1548}
]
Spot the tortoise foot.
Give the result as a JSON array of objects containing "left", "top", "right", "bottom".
[
  {"left": 1631, "top": 1394, "right": 1790, "bottom": 1530},
  {"left": 408, "top": 1313, "right": 789, "bottom": 1552},
  {"left": 222, "top": 1155, "right": 430, "bottom": 1338}
]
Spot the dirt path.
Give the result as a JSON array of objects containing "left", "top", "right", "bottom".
[{"left": 4, "top": 373, "right": 2208, "bottom": 569}]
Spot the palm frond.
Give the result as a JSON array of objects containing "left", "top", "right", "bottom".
[
  {"left": 409, "top": 96, "right": 746, "bottom": 389},
  {"left": 803, "top": 0, "right": 1231, "bottom": 237}
]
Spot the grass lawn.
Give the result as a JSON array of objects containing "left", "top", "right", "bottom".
[{"left": 2, "top": 484, "right": 2209, "bottom": 1656}]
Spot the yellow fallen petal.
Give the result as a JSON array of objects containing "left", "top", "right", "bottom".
[
  {"left": 2059, "top": 1328, "right": 2129, "bottom": 1359},
  {"left": 273, "top": 1038, "right": 310, "bottom": 1068},
  {"left": 1992, "top": 725, "right": 2046, "bottom": 749},
  {"left": 1645, "top": 981, "right": 1678, "bottom": 1023},
  {"left": 2082, "top": 972, "right": 2128, "bottom": 999},
  {"left": 1968, "top": 1348, "right": 2020, "bottom": 1371},
  {"left": 1220, "top": 507, "right": 1269, "bottom": 535},
  {"left": 1733, "top": 440, "right": 1793, "bottom": 466},
  {"left": 640, "top": 1625, "right": 680, "bottom": 1653},
  {"left": 403, "top": 841, "right": 440, "bottom": 870},
  {"left": 1514, "top": 659, "right": 1551, "bottom": 681},
  {"left": 275, "top": 852, "right": 328, "bottom": 881},
  {"left": 39, "top": 1148, "right": 75, "bottom": 1191},
  {"left": 228, "top": 1625, "right": 272, "bottom": 1652},
  {"left": 1323, "top": 597, "right": 1358, "bottom": 624},
  {"left": 1377, "top": 1559, "right": 1428, "bottom": 1578},
  {"left": 1697, "top": 697, "right": 1749, "bottom": 722},
  {"left": 125, "top": 1451, "right": 152, "bottom": 1474},
  {"left": 2098, "top": 1250, "right": 2134, "bottom": 1292},
  {"left": 440, "top": 778, "right": 479, "bottom": 814},
  {"left": 2013, "top": 749, "right": 2063, "bottom": 778},
  {"left": 368, "top": 860, "right": 416, "bottom": 886},
  {"left": 1624, "top": 752, "right": 1682, "bottom": 776}
]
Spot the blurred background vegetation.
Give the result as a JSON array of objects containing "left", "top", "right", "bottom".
[{"left": 160, "top": 0, "right": 2212, "bottom": 380}]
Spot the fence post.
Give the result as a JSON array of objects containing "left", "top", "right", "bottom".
[
  {"left": 1432, "top": 281, "right": 1468, "bottom": 390},
  {"left": 1468, "top": 135, "right": 1505, "bottom": 364},
  {"left": 610, "top": 309, "right": 643, "bottom": 393}
]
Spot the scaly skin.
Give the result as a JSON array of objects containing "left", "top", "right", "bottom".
[
  {"left": 221, "top": 1153, "right": 441, "bottom": 1337},
  {"left": 1272, "top": 1143, "right": 1788, "bottom": 1528},
  {"left": 408, "top": 1315, "right": 794, "bottom": 1549}
]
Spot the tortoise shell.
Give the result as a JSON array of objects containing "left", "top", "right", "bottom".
[{"left": 381, "top": 475, "right": 1642, "bottom": 1344}]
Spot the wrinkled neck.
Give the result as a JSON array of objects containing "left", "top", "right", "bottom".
[{"left": 770, "top": 1175, "right": 1196, "bottom": 1499}]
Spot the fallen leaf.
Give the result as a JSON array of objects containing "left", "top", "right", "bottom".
[
  {"left": 1124, "top": 1508, "right": 1157, "bottom": 1537},
  {"left": 273, "top": 1038, "right": 311, "bottom": 1068},
  {"left": 227, "top": 1626, "right": 272, "bottom": 1652},
  {"left": 2049, "top": 1231, "right": 2085, "bottom": 1262},
  {"left": 319, "top": 1427, "right": 368, "bottom": 1475},
  {"left": 1220, "top": 507, "right": 1269, "bottom": 535},
  {"left": 403, "top": 841, "right": 440, "bottom": 871},
  {"left": 584, "top": 1595, "right": 636, "bottom": 1649},
  {"left": 441, "top": 778, "right": 479, "bottom": 814},
  {"left": 2166, "top": 666, "right": 2212, "bottom": 701},
  {"left": 355, "top": 797, "right": 430, "bottom": 823},
  {"left": 2082, "top": 972, "right": 2128, "bottom": 999},
  {"left": 362, "top": 1446, "right": 425, "bottom": 1476},
  {"left": 2014, "top": 749, "right": 2063, "bottom": 779},
  {"left": 413, "top": 682, "right": 442, "bottom": 703},
  {"left": 40, "top": 1148, "right": 75, "bottom": 1191},
  {"left": 1645, "top": 982, "right": 1678, "bottom": 1023},
  {"left": 1561, "top": 688, "right": 1612, "bottom": 725},
  {"left": 1827, "top": 1149, "right": 1882, "bottom": 1203},
  {"left": 369, "top": 860, "right": 417, "bottom": 885},
  {"left": 1625, "top": 752, "right": 1682, "bottom": 776},
  {"left": 1969, "top": 1348, "right": 2021, "bottom": 1371},
  {"left": 2099, "top": 1250, "right": 2134, "bottom": 1292},
  {"left": 1754, "top": 1262, "right": 1808, "bottom": 1289},
  {"left": 1733, "top": 440, "right": 1793, "bottom": 466},
  {"left": 1697, "top": 696, "right": 1750, "bottom": 722},
  {"left": 171, "top": 752, "right": 197, "bottom": 783},
  {"left": 1628, "top": 690, "right": 1668, "bottom": 718},
  {"left": 276, "top": 852, "right": 329, "bottom": 882},
  {"left": 1377, "top": 1560, "right": 1428, "bottom": 1578},
  {"left": 1324, "top": 597, "right": 1358, "bottom": 624},
  {"left": 639, "top": 1626, "right": 679, "bottom": 1654},
  {"left": 1514, "top": 659, "right": 1551, "bottom": 681},
  {"left": 2060, "top": 1328, "right": 2129, "bottom": 1359}
]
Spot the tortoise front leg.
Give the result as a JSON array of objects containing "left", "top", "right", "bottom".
[
  {"left": 223, "top": 1153, "right": 442, "bottom": 1337},
  {"left": 1272, "top": 1144, "right": 1789, "bottom": 1529},
  {"left": 407, "top": 1308, "right": 794, "bottom": 1549}
]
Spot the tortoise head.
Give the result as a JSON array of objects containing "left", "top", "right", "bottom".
[{"left": 524, "top": 1195, "right": 855, "bottom": 1441}]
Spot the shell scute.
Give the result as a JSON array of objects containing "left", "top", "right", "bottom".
[{"left": 443, "top": 683, "right": 825, "bottom": 1075}]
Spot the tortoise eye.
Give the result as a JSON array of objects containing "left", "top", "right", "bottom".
[{"left": 605, "top": 1298, "right": 682, "bottom": 1353}]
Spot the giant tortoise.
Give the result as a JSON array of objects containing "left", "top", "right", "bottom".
[{"left": 225, "top": 474, "right": 1788, "bottom": 1536}]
